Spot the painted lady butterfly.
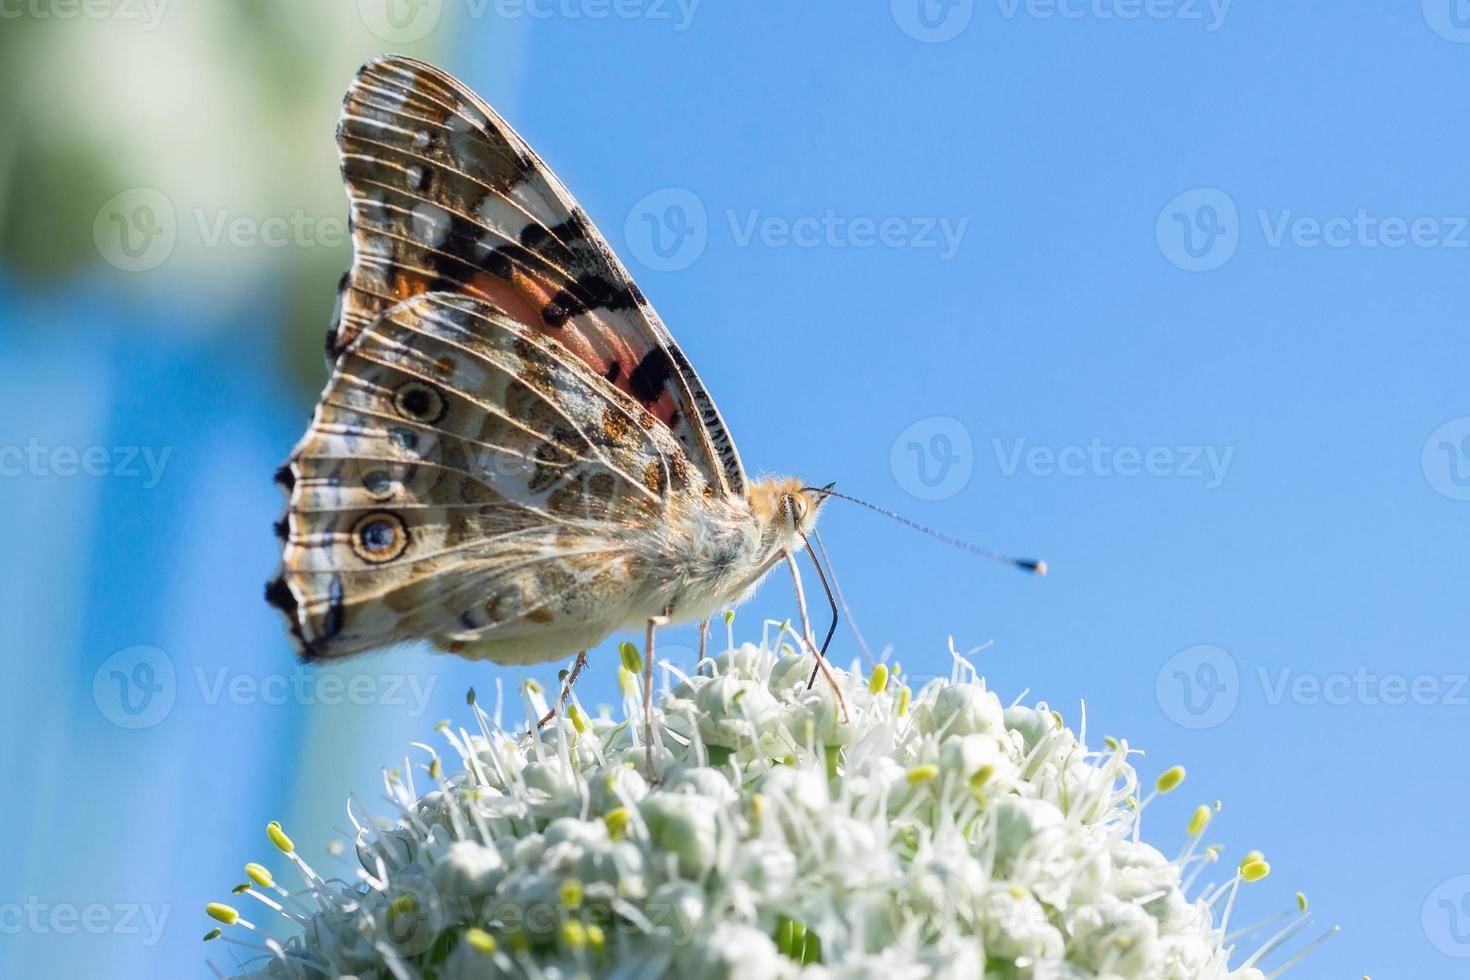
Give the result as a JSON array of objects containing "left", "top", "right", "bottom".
[{"left": 266, "top": 56, "right": 842, "bottom": 754}]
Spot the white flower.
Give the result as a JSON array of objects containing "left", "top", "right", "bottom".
[{"left": 204, "top": 637, "right": 1332, "bottom": 979}]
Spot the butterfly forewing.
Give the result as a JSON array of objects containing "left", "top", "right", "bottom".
[{"left": 332, "top": 54, "right": 745, "bottom": 497}]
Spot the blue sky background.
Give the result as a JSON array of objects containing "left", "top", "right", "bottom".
[{"left": 3, "top": 2, "right": 1468, "bottom": 976}]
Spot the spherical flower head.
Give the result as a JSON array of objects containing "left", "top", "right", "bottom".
[{"left": 207, "top": 639, "right": 1323, "bottom": 979}]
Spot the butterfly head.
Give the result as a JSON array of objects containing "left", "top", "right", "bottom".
[{"left": 749, "top": 477, "right": 835, "bottom": 550}]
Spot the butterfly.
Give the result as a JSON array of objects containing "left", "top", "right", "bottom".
[{"left": 265, "top": 55, "right": 842, "bottom": 750}]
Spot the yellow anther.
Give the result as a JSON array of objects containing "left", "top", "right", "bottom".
[
  {"left": 1155, "top": 766, "right": 1186, "bottom": 793},
  {"left": 619, "top": 641, "right": 644, "bottom": 674},
  {"left": 1241, "top": 860, "right": 1271, "bottom": 882},
  {"left": 907, "top": 763, "right": 939, "bottom": 784},
  {"left": 560, "top": 880, "right": 584, "bottom": 908},
  {"left": 266, "top": 821, "right": 294, "bottom": 854},
  {"left": 1187, "top": 805, "right": 1211, "bottom": 836},
  {"left": 869, "top": 664, "right": 889, "bottom": 694},
  {"left": 604, "top": 807, "right": 630, "bottom": 841},
  {"left": 569, "top": 703, "right": 589, "bottom": 734},
  {"left": 897, "top": 685, "right": 912, "bottom": 717},
  {"left": 244, "top": 864, "right": 274, "bottom": 889},
  {"left": 465, "top": 927, "right": 497, "bottom": 954},
  {"left": 205, "top": 903, "right": 239, "bottom": 926}
]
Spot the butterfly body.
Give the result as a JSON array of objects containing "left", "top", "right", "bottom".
[{"left": 267, "top": 56, "right": 825, "bottom": 669}]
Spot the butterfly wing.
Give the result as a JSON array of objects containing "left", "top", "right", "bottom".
[
  {"left": 269, "top": 291, "right": 707, "bottom": 663},
  {"left": 332, "top": 54, "right": 746, "bottom": 499}
]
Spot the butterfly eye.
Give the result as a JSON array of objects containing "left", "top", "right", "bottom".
[
  {"left": 350, "top": 511, "right": 410, "bottom": 563},
  {"left": 392, "top": 380, "right": 447, "bottom": 424}
]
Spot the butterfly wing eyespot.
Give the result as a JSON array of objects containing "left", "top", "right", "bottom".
[
  {"left": 392, "top": 380, "right": 447, "bottom": 424},
  {"left": 350, "top": 511, "right": 411, "bottom": 564},
  {"left": 273, "top": 292, "right": 702, "bottom": 661}
]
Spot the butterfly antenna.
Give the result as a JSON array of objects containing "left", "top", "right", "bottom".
[{"left": 806, "top": 487, "right": 1047, "bottom": 576}]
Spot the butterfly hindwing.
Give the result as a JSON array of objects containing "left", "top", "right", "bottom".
[
  {"left": 333, "top": 54, "right": 746, "bottom": 498},
  {"left": 270, "top": 291, "right": 702, "bottom": 662}
]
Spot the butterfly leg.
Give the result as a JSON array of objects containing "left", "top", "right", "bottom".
[
  {"left": 783, "top": 550, "right": 850, "bottom": 724},
  {"left": 536, "top": 649, "right": 590, "bottom": 730},
  {"left": 644, "top": 611, "right": 671, "bottom": 780},
  {"left": 697, "top": 616, "right": 711, "bottom": 673}
]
